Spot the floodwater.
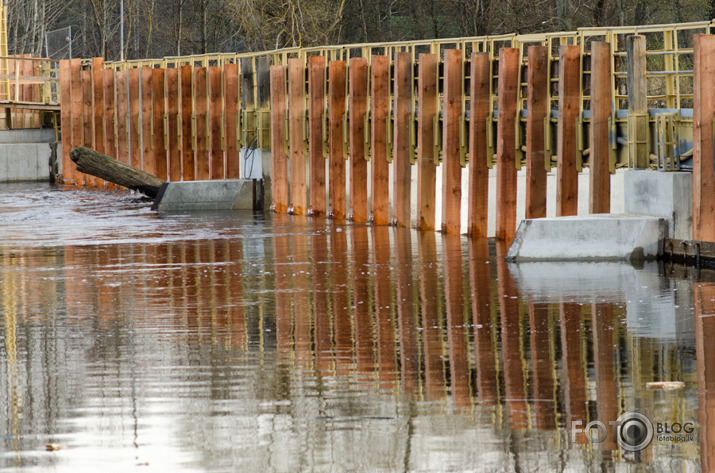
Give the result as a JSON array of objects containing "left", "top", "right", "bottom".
[{"left": 0, "top": 182, "right": 713, "bottom": 472}]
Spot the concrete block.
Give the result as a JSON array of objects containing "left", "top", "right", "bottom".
[
  {"left": 153, "top": 179, "right": 261, "bottom": 211},
  {"left": 0, "top": 129, "right": 56, "bottom": 144},
  {"left": 624, "top": 170, "right": 692, "bottom": 240},
  {"left": 506, "top": 213, "right": 666, "bottom": 262}
]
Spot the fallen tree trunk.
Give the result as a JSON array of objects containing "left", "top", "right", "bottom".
[{"left": 70, "top": 147, "right": 166, "bottom": 198}]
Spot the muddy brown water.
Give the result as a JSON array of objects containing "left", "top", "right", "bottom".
[{"left": 0, "top": 183, "right": 712, "bottom": 472}]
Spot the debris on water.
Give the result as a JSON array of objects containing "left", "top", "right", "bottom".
[
  {"left": 646, "top": 381, "right": 685, "bottom": 390},
  {"left": 45, "top": 443, "right": 63, "bottom": 451}
]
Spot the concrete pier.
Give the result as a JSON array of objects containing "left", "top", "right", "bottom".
[
  {"left": 152, "top": 179, "right": 262, "bottom": 211},
  {"left": 0, "top": 129, "right": 57, "bottom": 182}
]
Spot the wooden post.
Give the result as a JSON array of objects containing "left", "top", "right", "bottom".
[
  {"left": 417, "top": 53, "right": 437, "bottom": 231},
  {"left": 70, "top": 58, "right": 83, "bottom": 185},
  {"left": 140, "top": 68, "right": 154, "bottom": 175},
  {"left": 209, "top": 66, "right": 224, "bottom": 180},
  {"left": 180, "top": 65, "right": 194, "bottom": 181},
  {"left": 115, "top": 70, "right": 130, "bottom": 167},
  {"left": 393, "top": 52, "right": 412, "bottom": 227},
  {"left": 469, "top": 53, "right": 491, "bottom": 237},
  {"left": 328, "top": 60, "right": 347, "bottom": 220},
  {"left": 224, "top": 63, "right": 240, "bottom": 179},
  {"left": 288, "top": 58, "right": 307, "bottom": 215},
  {"left": 627, "top": 35, "right": 648, "bottom": 169},
  {"left": 556, "top": 45, "right": 580, "bottom": 217},
  {"left": 526, "top": 46, "right": 548, "bottom": 219},
  {"left": 59, "top": 60, "right": 72, "bottom": 183},
  {"left": 371, "top": 56, "right": 390, "bottom": 225},
  {"left": 102, "top": 69, "right": 116, "bottom": 164},
  {"left": 152, "top": 68, "right": 167, "bottom": 181},
  {"left": 349, "top": 57, "right": 368, "bottom": 222},
  {"left": 590, "top": 42, "right": 612, "bottom": 214},
  {"left": 128, "top": 68, "right": 141, "bottom": 170},
  {"left": 693, "top": 34, "right": 715, "bottom": 242},
  {"left": 193, "top": 67, "right": 209, "bottom": 180},
  {"left": 92, "top": 58, "right": 105, "bottom": 158},
  {"left": 81, "top": 70, "right": 95, "bottom": 186},
  {"left": 166, "top": 68, "right": 180, "bottom": 181},
  {"left": 269, "top": 65, "right": 288, "bottom": 213},
  {"left": 495, "top": 48, "right": 520, "bottom": 242},
  {"left": 442, "top": 49, "right": 463, "bottom": 234},
  {"left": 308, "top": 55, "right": 326, "bottom": 216}
]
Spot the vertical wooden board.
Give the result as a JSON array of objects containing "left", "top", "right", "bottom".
[
  {"left": 81, "top": 69, "right": 96, "bottom": 186},
  {"left": 556, "top": 45, "right": 581, "bottom": 217},
  {"left": 224, "top": 63, "right": 240, "bottom": 179},
  {"left": 417, "top": 53, "right": 437, "bottom": 231},
  {"left": 308, "top": 55, "right": 326, "bottom": 216},
  {"left": 127, "top": 68, "right": 141, "bottom": 170},
  {"left": 349, "top": 57, "right": 368, "bottom": 222},
  {"left": 495, "top": 48, "right": 519, "bottom": 242},
  {"left": 392, "top": 52, "right": 412, "bottom": 227},
  {"left": 59, "top": 60, "right": 72, "bottom": 183},
  {"left": 70, "top": 58, "right": 84, "bottom": 185},
  {"left": 209, "top": 66, "right": 224, "bottom": 180},
  {"left": 288, "top": 58, "right": 307, "bottom": 215},
  {"left": 152, "top": 68, "right": 167, "bottom": 180},
  {"left": 180, "top": 65, "right": 194, "bottom": 181},
  {"left": 525, "top": 46, "right": 548, "bottom": 219},
  {"left": 589, "top": 42, "right": 612, "bottom": 214},
  {"left": 371, "top": 56, "right": 390, "bottom": 225},
  {"left": 693, "top": 34, "right": 715, "bottom": 241},
  {"left": 627, "top": 35, "right": 649, "bottom": 169},
  {"left": 193, "top": 67, "right": 209, "bottom": 180},
  {"left": 22, "top": 55, "right": 32, "bottom": 127},
  {"left": 269, "top": 65, "right": 288, "bottom": 213},
  {"left": 140, "top": 68, "right": 154, "bottom": 175},
  {"left": 468, "top": 53, "right": 491, "bottom": 237},
  {"left": 166, "top": 68, "right": 180, "bottom": 181},
  {"left": 102, "top": 70, "right": 116, "bottom": 160},
  {"left": 116, "top": 71, "right": 131, "bottom": 167},
  {"left": 442, "top": 49, "right": 463, "bottom": 234},
  {"left": 328, "top": 60, "right": 347, "bottom": 220},
  {"left": 92, "top": 58, "right": 105, "bottom": 159}
]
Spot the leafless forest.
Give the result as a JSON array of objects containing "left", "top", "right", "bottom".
[{"left": 7, "top": 0, "right": 715, "bottom": 60}]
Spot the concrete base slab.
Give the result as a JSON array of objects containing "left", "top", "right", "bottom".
[
  {"left": 152, "top": 179, "right": 262, "bottom": 211},
  {"left": 624, "top": 170, "right": 692, "bottom": 240},
  {"left": 506, "top": 213, "right": 667, "bottom": 262}
]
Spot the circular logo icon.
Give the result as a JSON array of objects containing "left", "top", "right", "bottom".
[{"left": 616, "top": 412, "right": 654, "bottom": 452}]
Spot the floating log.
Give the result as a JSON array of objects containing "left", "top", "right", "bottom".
[{"left": 69, "top": 147, "right": 165, "bottom": 198}]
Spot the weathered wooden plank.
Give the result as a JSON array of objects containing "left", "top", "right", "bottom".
[
  {"left": 81, "top": 69, "right": 96, "bottom": 186},
  {"left": 495, "top": 48, "right": 519, "bottom": 242},
  {"left": 627, "top": 35, "right": 648, "bottom": 169},
  {"left": 269, "top": 65, "right": 288, "bottom": 213},
  {"left": 556, "top": 45, "right": 580, "bottom": 217},
  {"left": 70, "top": 58, "right": 84, "bottom": 185},
  {"left": 393, "top": 52, "right": 412, "bottom": 227},
  {"left": 102, "top": 69, "right": 116, "bottom": 165},
  {"left": 468, "top": 53, "right": 491, "bottom": 237},
  {"left": 288, "top": 58, "right": 307, "bottom": 215},
  {"left": 180, "top": 65, "right": 194, "bottom": 181},
  {"left": 308, "top": 55, "right": 326, "bottom": 216},
  {"left": 152, "top": 68, "right": 167, "bottom": 181},
  {"left": 442, "top": 49, "right": 463, "bottom": 234},
  {"left": 417, "top": 53, "right": 437, "bottom": 231},
  {"left": 590, "top": 42, "right": 612, "bottom": 214},
  {"left": 693, "top": 34, "right": 715, "bottom": 242},
  {"left": 92, "top": 58, "right": 105, "bottom": 159},
  {"left": 166, "top": 68, "right": 180, "bottom": 181},
  {"left": 224, "top": 63, "right": 240, "bottom": 179},
  {"left": 59, "top": 60, "right": 72, "bottom": 183},
  {"left": 525, "top": 46, "right": 548, "bottom": 219},
  {"left": 328, "top": 60, "right": 347, "bottom": 220},
  {"left": 128, "top": 68, "right": 141, "bottom": 170},
  {"left": 371, "top": 56, "right": 390, "bottom": 225},
  {"left": 209, "top": 66, "right": 224, "bottom": 180},
  {"left": 116, "top": 71, "right": 130, "bottom": 167},
  {"left": 349, "top": 57, "right": 369, "bottom": 222},
  {"left": 193, "top": 67, "right": 209, "bottom": 180},
  {"left": 140, "top": 68, "right": 154, "bottom": 176}
]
